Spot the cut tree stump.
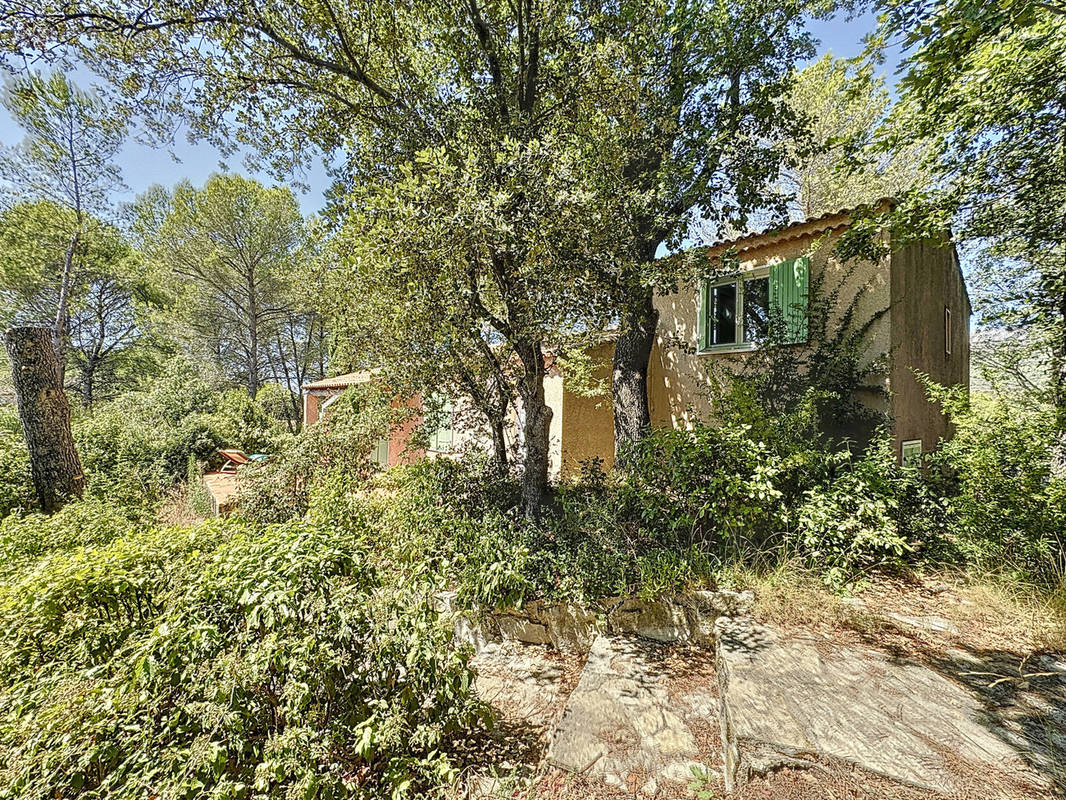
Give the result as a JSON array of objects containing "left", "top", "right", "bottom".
[{"left": 4, "top": 326, "right": 85, "bottom": 512}]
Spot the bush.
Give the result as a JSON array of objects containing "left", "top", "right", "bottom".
[
  {"left": 316, "top": 423, "right": 928, "bottom": 607},
  {"left": 71, "top": 358, "right": 289, "bottom": 509},
  {"left": 0, "top": 498, "right": 147, "bottom": 581},
  {"left": 0, "top": 513, "right": 481, "bottom": 800},
  {"left": 0, "top": 408, "right": 32, "bottom": 516},
  {"left": 931, "top": 387, "right": 1066, "bottom": 584},
  {"left": 793, "top": 440, "right": 919, "bottom": 586},
  {"left": 237, "top": 384, "right": 402, "bottom": 523}
]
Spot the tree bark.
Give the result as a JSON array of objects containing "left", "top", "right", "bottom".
[
  {"left": 487, "top": 375, "right": 510, "bottom": 478},
  {"left": 247, "top": 289, "right": 260, "bottom": 398},
  {"left": 54, "top": 228, "right": 80, "bottom": 387},
  {"left": 515, "top": 340, "right": 551, "bottom": 519},
  {"left": 612, "top": 288, "right": 659, "bottom": 467},
  {"left": 1051, "top": 282, "right": 1066, "bottom": 479},
  {"left": 4, "top": 326, "right": 86, "bottom": 512}
]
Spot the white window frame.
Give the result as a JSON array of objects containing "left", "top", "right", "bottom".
[
  {"left": 701, "top": 266, "right": 771, "bottom": 354},
  {"left": 944, "top": 307, "right": 952, "bottom": 356},
  {"left": 901, "top": 439, "right": 923, "bottom": 467}
]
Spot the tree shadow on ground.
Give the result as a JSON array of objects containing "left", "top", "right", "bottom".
[{"left": 858, "top": 622, "right": 1066, "bottom": 797}]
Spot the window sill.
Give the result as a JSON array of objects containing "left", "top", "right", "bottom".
[{"left": 698, "top": 343, "right": 759, "bottom": 355}]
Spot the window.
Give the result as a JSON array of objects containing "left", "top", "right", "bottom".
[
  {"left": 709, "top": 281, "right": 738, "bottom": 345},
  {"left": 699, "top": 257, "right": 808, "bottom": 351},
  {"left": 370, "top": 437, "right": 389, "bottom": 467},
  {"left": 944, "top": 307, "right": 952, "bottom": 356},
  {"left": 427, "top": 395, "right": 453, "bottom": 452},
  {"left": 901, "top": 439, "right": 922, "bottom": 467}
]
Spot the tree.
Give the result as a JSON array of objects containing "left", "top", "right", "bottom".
[
  {"left": 4, "top": 326, "right": 85, "bottom": 512},
  {"left": 783, "top": 53, "right": 929, "bottom": 219},
  {"left": 567, "top": 2, "right": 824, "bottom": 464},
  {"left": 330, "top": 137, "right": 615, "bottom": 486},
  {"left": 0, "top": 201, "right": 162, "bottom": 406},
  {"left": 1, "top": 0, "right": 826, "bottom": 507},
  {"left": 872, "top": 0, "right": 1066, "bottom": 473},
  {"left": 0, "top": 72, "right": 126, "bottom": 376},
  {"left": 148, "top": 174, "right": 316, "bottom": 402}
]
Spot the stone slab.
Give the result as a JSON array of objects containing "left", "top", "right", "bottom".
[
  {"left": 471, "top": 641, "right": 573, "bottom": 724},
  {"left": 547, "top": 635, "right": 716, "bottom": 795},
  {"left": 715, "top": 617, "right": 1050, "bottom": 796}
]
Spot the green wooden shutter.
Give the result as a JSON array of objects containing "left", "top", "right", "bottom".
[
  {"left": 697, "top": 280, "right": 711, "bottom": 351},
  {"left": 428, "top": 395, "right": 453, "bottom": 451},
  {"left": 770, "top": 257, "right": 809, "bottom": 344},
  {"left": 371, "top": 437, "right": 389, "bottom": 467}
]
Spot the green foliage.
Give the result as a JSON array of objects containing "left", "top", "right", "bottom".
[
  {"left": 931, "top": 386, "right": 1065, "bottom": 584},
  {"left": 145, "top": 174, "right": 324, "bottom": 407},
  {"left": 0, "top": 497, "right": 144, "bottom": 583},
  {"left": 237, "top": 384, "right": 400, "bottom": 524},
  {"left": 0, "top": 512, "right": 481, "bottom": 800},
  {"left": 72, "top": 358, "right": 287, "bottom": 508},
  {"left": 875, "top": 2, "right": 1066, "bottom": 460},
  {"left": 794, "top": 441, "right": 915, "bottom": 587},
  {"left": 0, "top": 408, "right": 32, "bottom": 517},
  {"left": 784, "top": 53, "right": 929, "bottom": 219},
  {"left": 314, "top": 419, "right": 932, "bottom": 606}
]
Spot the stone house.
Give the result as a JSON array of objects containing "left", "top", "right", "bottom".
[{"left": 303, "top": 205, "right": 970, "bottom": 474}]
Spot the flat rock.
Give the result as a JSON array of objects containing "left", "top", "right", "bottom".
[
  {"left": 547, "top": 635, "right": 716, "bottom": 795},
  {"left": 715, "top": 617, "right": 1051, "bottom": 797},
  {"left": 471, "top": 641, "right": 574, "bottom": 725}
]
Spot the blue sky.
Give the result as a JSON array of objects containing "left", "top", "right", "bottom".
[{"left": 0, "top": 8, "right": 895, "bottom": 217}]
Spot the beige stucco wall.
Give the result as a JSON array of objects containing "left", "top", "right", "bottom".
[
  {"left": 544, "top": 373, "right": 565, "bottom": 477},
  {"left": 558, "top": 342, "right": 615, "bottom": 477},
  {"left": 650, "top": 226, "right": 893, "bottom": 431}
]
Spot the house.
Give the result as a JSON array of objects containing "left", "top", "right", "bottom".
[
  {"left": 301, "top": 357, "right": 615, "bottom": 475},
  {"left": 649, "top": 205, "right": 970, "bottom": 463},
  {"left": 305, "top": 204, "right": 970, "bottom": 472}
]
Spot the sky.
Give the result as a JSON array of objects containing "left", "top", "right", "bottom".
[{"left": 0, "top": 8, "right": 899, "bottom": 218}]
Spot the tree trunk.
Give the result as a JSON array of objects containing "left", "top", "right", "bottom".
[
  {"left": 1051, "top": 283, "right": 1066, "bottom": 479},
  {"left": 80, "top": 360, "right": 96, "bottom": 409},
  {"left": 247, "top": 276, "right": 259, "bottom": 398},
  {"left": 487, "top": 379, "right": 510, "bottom": 479},
  {"left": 4, "top": 326, "right": 86, "bottom": 512},
  {"left": 54, "top": 228, "right": 80, "bottom": 387},
  {"left": 516, "top": 341, "right": 551, "bottom": 519},
  {"left": 612, "top": 288, "right": 659, "bottom": 467}
]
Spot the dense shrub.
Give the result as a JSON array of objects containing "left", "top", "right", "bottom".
[
  {"left": 237, "top": 384, "right": 402, "bottom": 523},
  {"left": 0, "top": 513, "right": 480, "bottom": 800},
  {"left": 931, "top": 386, "right": 1066, "bottom": 584},
  {"left": 0, "top": 408, "right": 32, "bottom": 516},
  {"left": 313, "top": 420, "right": 931, "bottom": 607},
  {"left": 0, "top": 498, "right": 147, "bottom": 581},
  {"left": 72, "top": 359, "right": 289, "bottom": 507},
  {"left": 792, "top": 440, "right": 917, "bottom": 586}
]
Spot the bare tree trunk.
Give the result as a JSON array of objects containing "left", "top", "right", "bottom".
[
  {"left": 1051, "top": 283, "right": 1066, "bottom": 479},
  {"left": 80, "top": 360, "right": 96, "bottom": 409},
  {"left": 515, "top": 341, "right": 551, "bottom": 519},
  {"left": 5, "top": 326, "right": 85, "bottom": 512},
  {"left": 247, "top": 274, "right": 259, "bottom": 398},
  {"left": 612, "top": 289, "right": 659, "bottom": 467},
  {"left": 54, "top": 229, "right": 80, "bottom": 386}
]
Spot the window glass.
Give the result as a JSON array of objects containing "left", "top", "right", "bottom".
[
  {"left": 711, "top": 282, "right": 737, "bottom": 345},
  {"left": 743, "top": 276, "right": 770, "bottom": 342}
]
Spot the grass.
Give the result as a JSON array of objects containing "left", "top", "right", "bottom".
[{"left": 717, "top": 559, "right": 1066, "bottom": 655}]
